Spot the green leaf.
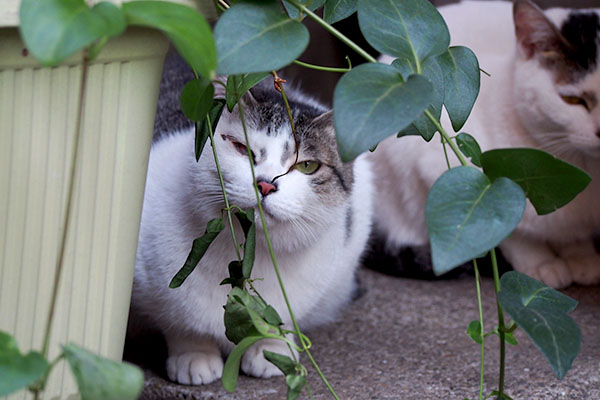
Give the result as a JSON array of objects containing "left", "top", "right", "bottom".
[
  {"left": 222, "top": 336, "right": 264, "bottom": 392},
  {"left": 169, "top": 217, "right": 225, "bottom": 288},
  {"left": 195, "top": 98, "right": 226, "bottom": 161},
  {"left": 437, "top": 46, "right": 480, "bottom": 132},
  {"left": 333, "top": 62, "right": 433, "bottom": 161},
  {"left": 62, "top": 344, "right": 143, "bottom": 400},
  {"left": 282, "top": 0, "right": 326, "bottom": 20},
  {"left": 324, "top": 0, "right": 358, "bottom": 24},
  {"left": 91, "top": 2, "right": 126, "bottom": 38},
  {"left": 456, "top": 132, "right": 482, "bottom": 167},
  {"left": 285, "top": 373, "right": 306, "bottom": 400},
  {"left": 263, "top": 352, "right": 305, "bottom": 400},
  {"left": 498, "top": 271, "right": 581, "bottom": 379},
  {"left": 122, "top": 1, "right": 216, "bottom": 79},
  {"left": 262, "top": 305, "right": 283, "bottom": 327},
  {"left": 488, "top": 391, "right": 514, "bottom": 400},
  {"left": 215, "top": 2, "right": 309, "bottom": 75},
  {"left": 226, "top": 73, "right": 270, "bottom": 112},
  {"left": 357, "top": 0, "right": 449, "bottom": 65},
  {"left": 180, "top": 78, "right": 214, "bottom": 122},
  {"left": 263, "top": 351, "right": 296, "bottom": 375},
  {"left": 19, "top": 0, "right": 125, "bottom": 65},
  {"left": 467, "top": 320, "right": 483, "bottom": 344},
  {"left": 481, "top": 148, "right": 591, "bottom": 215},
  {"left": 0, "top": 331, "right": 48, "bottom": 396},
  {"left": 220, "top": 260, "right": 245, "bottom": 289},
  {"left": 393, "top": 56, "right": 444, "bottom": 141},
  {"left": 225, "top": 288, "right": 266, "bottom": 344},
  {"left": 426, "top": 167, "right": 526, "bottom": 275},
  {"left": 234, "top": 208, "right": 256, "bottom": 278}
]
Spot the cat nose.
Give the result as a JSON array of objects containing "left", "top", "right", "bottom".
[{"left": 256, "top": 180, "right": 278, "bottom": 196}]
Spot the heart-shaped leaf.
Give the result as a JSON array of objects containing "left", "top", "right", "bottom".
[
  {"left": 180, "top": 78, "right": 214, "bottom": 122},
  {"left": 19, "top": 0, "right": 125, "bottom": 65},
  {"left": 0, "top": 331, "right": 48, "bottom": 396},
  {"left": 123, "top": 1, "right": 216, "bottom": 79},
  {"left": 498, "top": 271, "right": 581, "bottom": 379},
  {"left": 481, "top": 148, "right": 591, "bottom": 215},
  {"left": 169, "top": 217, "right": 225, "bottom": 288},
  {"left": 456, "top": 132, "right": 482, "bottom": 167},
  {"left": 222, "top": 336, "right": 264, "bottom": 392},
  {"left": 393, "top": 56, "right": 444, "bottom": 141},
  {"left": 334, "top": 62, "right": 433, "bottom": 161},
  {"left": 215, "top": 2, "right": 309, "bottom": 74},
  {"left": 437, "top": 46, "right": 480, "bottom": 132},
  {"left": 357, "top": 0, "right": 449, "bottom": 65},
  {"left": 226, "top": 73, "right": 270, "bottom": 112},
  {"left": 282, "top": 0, "right": 326, "bottom": 20},
  {"left": 467, "top": 320, "right": 483, "bottom": 344},
  {"left": 195, "top": 98, "right": 226, "bottom": 161},
  {"left": 62, "top": 344, "right": 143, "bottom": 400},
  {"left": 426, "top": 167, "right": 526, "bottom": 275},
  {"left": 324, "top": 0, "right": 358, "bottom": 24}
]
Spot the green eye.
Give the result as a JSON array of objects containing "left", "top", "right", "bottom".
[{"left": 294, "top": 160, "right": 320, "bottom": 175}]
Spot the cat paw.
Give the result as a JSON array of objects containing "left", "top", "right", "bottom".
[
  {"left": 566, "top": 256, "right": 600, "bottom": 286},
  {"left": 241, "top": 339, "right": 292, "bottom": 379},
  {"left": 166, "top": 351, "right": 224, "bottom": 385},
  {"left": 532, "top": 259, "right": 573, "bottom": 289}
]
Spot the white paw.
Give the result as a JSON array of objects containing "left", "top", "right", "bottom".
[
  {"left": 241, "top": 339, "right": 292, "bottom": 379},
  {"left": 166, "top": 351, "right": 223, "bottom": 385},
  {"left": 532, "top": 259, "right": 573, "bottom": 289},
  {"left": 566, "top": 256, "right": 600, "bottom": 286}
]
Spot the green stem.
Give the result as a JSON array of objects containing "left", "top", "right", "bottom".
[
  {"left": 286, "top": 0, "right": 377, "bottom": 64},
  {"left": 206, "top": 112, "right": 242, "bottom": 262},
  {"left": 473, "top": 259, "right": 485, "bottom": 400},
  {"left": 41, "top": 53, "right": 89, "bottom": 361},
  {"left": 425, "top": 110, "right": 468, "bottom": 167},
  {"left": 293, "top": 59, "right": 351, "bottom": 73},
  {"left": 236, "top": 87, "right": 340, "bottom": 400},
  {"left": 441, "top": 132, "right": 451, "bottom": 170},
  {"left": 490, "top": 248, "right": 506, "bottom": 399}
]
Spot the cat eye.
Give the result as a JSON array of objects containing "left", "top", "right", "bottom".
[
  {"left": 560, "top": 95, "right": 590, "bottom": 111},
  {"left": 232, "top": 140, "right": 256, "bottom": 160},
  {"left": 295, "top": 160, "right": 320, "bottom": 175}
]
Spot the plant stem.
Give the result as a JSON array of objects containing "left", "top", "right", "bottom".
[
  {"left": 286, "top": 0, "right": 377, "bottom": 64},
  {"left": 425, "top": 110, "right": 468, "bottom": 167},
  {"left": 206, "top": 117, "right": 242, "bottom": 261},
  {"left": 293, "top": 59, "right": 351, "bottom": 73},
  {"left": 235, "top": 82, "right": 339, "bottom": 399},
  {"left": 490, "top": 248, "right": 506, "bottom": 399},
  {"left": 473, "top": 259, "right": 485, "bottom": 400},
  {"left": 34, "top": 52, "right": 89, "bottom": 400}
]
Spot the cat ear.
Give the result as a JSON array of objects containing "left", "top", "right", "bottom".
[
  {"left": 513, "top": 0, "right": 566, "bottom": 60},
  {"left": 312, "top": 109, "right": 334, "bottom": 125}
]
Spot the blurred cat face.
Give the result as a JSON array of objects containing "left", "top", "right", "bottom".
[{"left": 513, "top": 3, "right": 600, "bottom": 158}]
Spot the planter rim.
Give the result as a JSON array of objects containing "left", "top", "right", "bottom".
[{"left": 0, "top": 0, "right": 216, "bottom": 28}]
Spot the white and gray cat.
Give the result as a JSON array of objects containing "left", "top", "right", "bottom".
[
  {"left": 130, "top": 80, "right": 373, "bottom": 385},
  {"left": 371, "top": 0, "right": 600, "bottom": 289}
]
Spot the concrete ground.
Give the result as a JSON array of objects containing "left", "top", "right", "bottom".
[{"left": 133, "top": 267, "right": 599, "bottom": 400}]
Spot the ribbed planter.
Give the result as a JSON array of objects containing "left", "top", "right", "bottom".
[{"left": 0, "top": 23, "right": 168, "bottom": 399}]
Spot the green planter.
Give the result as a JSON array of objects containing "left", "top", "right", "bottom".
[{"left": 0, "top": 21, "right": 168, "bottom": 400}]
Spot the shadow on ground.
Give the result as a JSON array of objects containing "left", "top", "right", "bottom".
[{"left": 127, "top": 267, "right": 599, "bottom": 400}]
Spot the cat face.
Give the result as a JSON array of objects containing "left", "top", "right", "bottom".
[
  {"left": 210, "top": 87, "right": 353, "bottom": 244},
  {"left": 513, "top": 0, "right": 600, "bottom": 158}
]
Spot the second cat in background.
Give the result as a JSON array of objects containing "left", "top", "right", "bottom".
[{"left": 370, "top": 0, "right": 600, "bottom": 289}]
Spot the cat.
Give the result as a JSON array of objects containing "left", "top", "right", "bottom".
[
  {"left": 369, "top": 0, "right": 600, "bottom": 289},
  {"left": 129, "top": 78, "right": 373, "bottom": 385}
]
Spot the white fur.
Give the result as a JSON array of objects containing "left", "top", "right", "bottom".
[
  {"left": 132, "top": 106, "right": 373, "bottom": 384},
  {"left": 372, "top": 1, "right": 600, "bottom": 288}
]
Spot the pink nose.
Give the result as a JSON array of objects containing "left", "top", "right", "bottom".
[{"left": 257, "top": 181, "right": 277, "bottom": 196}]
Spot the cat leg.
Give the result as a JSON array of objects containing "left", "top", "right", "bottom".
[
  {"left": 164, "top": 332, "right": 224, "bottom": 385},
  {"left": 552, "top": 240, "right": 600, "bottom": 286},
  {"left": 241, "top": 337, "right": 298, "bottom": 379},
  {"left": 500, "top": 234, "right": 572, "bottom": 289}
]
